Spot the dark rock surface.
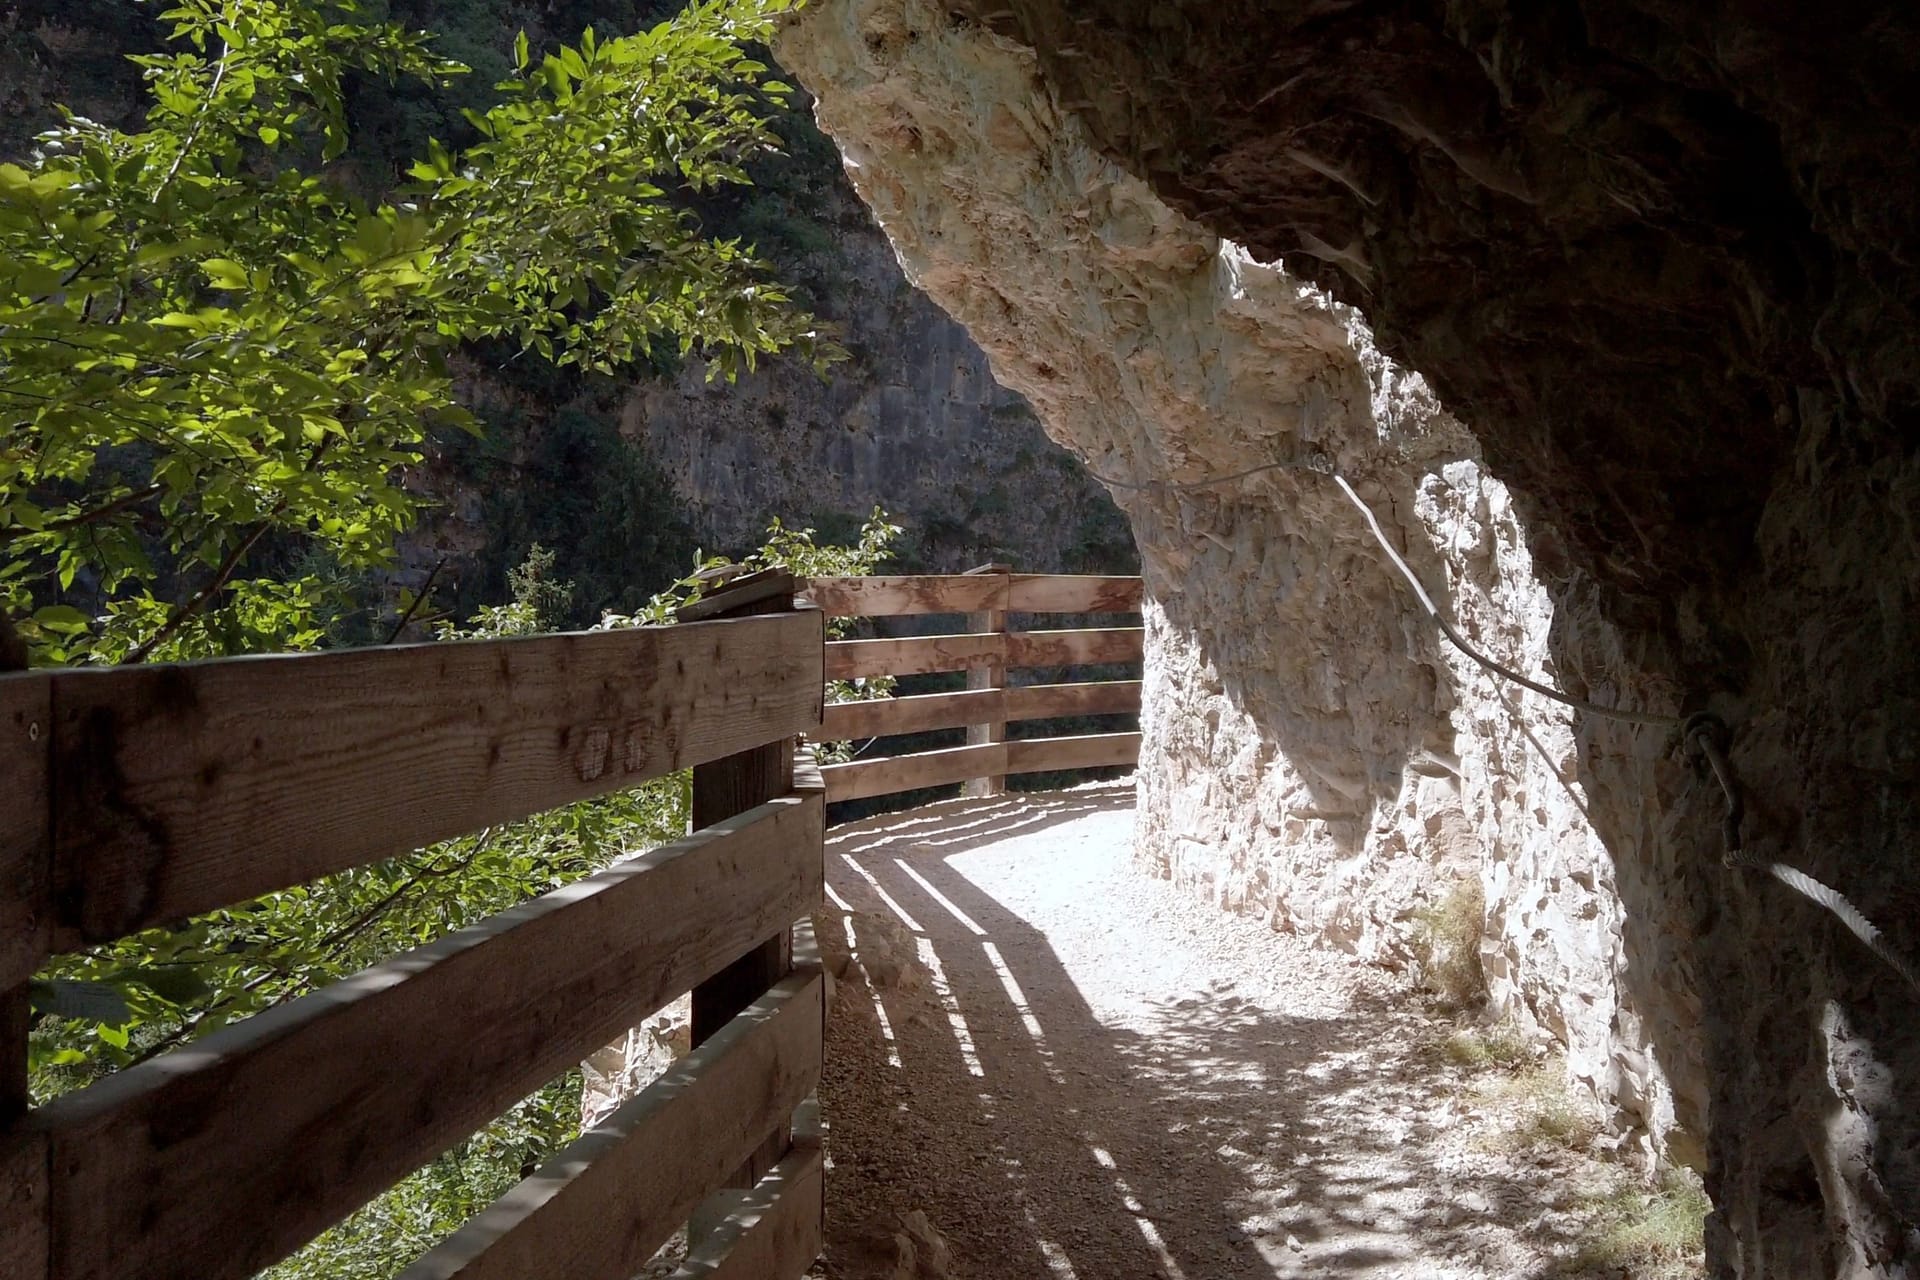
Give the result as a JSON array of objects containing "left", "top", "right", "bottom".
[{"left": 948, "top": 2, "right": 1920, "bottom": 1273}]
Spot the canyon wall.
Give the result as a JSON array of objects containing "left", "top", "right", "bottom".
[
  {"left": 619, "top": 166, "right": 1129, "bottom": 574},
  {"left": 779, "top": 0, "right": 1700, "bottom": 1176}
]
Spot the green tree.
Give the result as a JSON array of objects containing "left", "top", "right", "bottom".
[{"left": 0, "top": 0, "right": 825, "bottom": 665}]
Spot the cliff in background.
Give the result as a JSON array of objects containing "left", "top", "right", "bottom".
[{"left": 2, "top": 4, "right": 1132, "bottom": 629}]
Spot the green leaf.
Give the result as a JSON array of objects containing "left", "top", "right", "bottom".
[
  {"left": 200, "top": 258, "right": 251, "bottom": 290},
  {"left": 32, "top": 605, "right": 92, "bottom": 633}
]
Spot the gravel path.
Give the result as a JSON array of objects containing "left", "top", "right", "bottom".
[{"left": 812, "top": 781, "right": 1646, "bottom": 1280}]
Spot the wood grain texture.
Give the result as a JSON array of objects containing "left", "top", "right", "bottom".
[
  {"left": 1005, "top": 732, "right": 1142, "bottom": 775},
  {"left": 821, "top": 743, "right": 1007, "bottom": 804},
  {"left": 401, "top": 972, "right": 824, "bottom": 1280},
  {"left": 34, "top": 792, "right": 825, "bottom": 1280},
  {"left": 819, "top": 688, "right": 1005, "bottom": 740},
  {"left": 963, "top": 584, "right": 1008, "bottom": 799},
  {"left": 0, "top": 1129, "right": 46, "bottom": 1280},
  {"left": 801, "top": 575, "right": 1006, "bottom": 618},
  {"left": 1004, "top": 627, "right": 1144, "bottom": 669},
  {"left": 823, "top": 633, "right": 1002, "bottom": 681},
  {"left": 0, "top": 674, "right": 50, "bottom": 990},
  {"left": 45, "top": 610, "right": 823, "bottom": 947},
  {"left": 1006, "top": 575, "right": 1142, "bottom": 614},
  {"left": 671, "top": 1139, "right": 823, "bottom": 1280},
  {"left": 1003, "top": 681, "right": 1143, "bottom": 723}
]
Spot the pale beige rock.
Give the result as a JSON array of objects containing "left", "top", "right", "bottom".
[{"left": 780, "top": 0, "right": 1703, "bottom": 1159}]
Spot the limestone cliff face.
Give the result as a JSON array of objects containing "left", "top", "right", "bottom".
[
  {"left": 620, "top": 174, "right": 1125, "bottom": 572},
  {"left": 779, "top": 0, "right": 1699, "bottom": 1176},
  {"left": 783, "top": 2, "right": 1920, "bottom": 1272}
]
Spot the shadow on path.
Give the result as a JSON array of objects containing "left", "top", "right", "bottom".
[{"left": 814, "top": 785, "right": 1614, "bottom": 1280}]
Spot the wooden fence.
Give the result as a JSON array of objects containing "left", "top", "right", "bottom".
[
  {"left": 801, "top": 571, "right": 1144, "bottom": 804},
  {"left": 0, "top": 571, "right": 828, "bottom": 1280}
]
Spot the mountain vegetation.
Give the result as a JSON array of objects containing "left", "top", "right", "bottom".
[{"left": 3, "top": 4, "right": 896, "bottom": 1274}]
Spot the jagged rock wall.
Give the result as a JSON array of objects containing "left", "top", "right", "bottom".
[
  {"left": 619, "top": 179, "right": 1127, "bottom": 572},
  {"left": 787, "top": 1, "right": 1920, "bottom": 1272},
  {"left": 778, "top": 0, "right": 1699, "bottom": 1171}
]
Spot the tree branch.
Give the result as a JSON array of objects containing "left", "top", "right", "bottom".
[
  {"left": 120, "top": 434, "right": 337, "bottom": 664},
  {"left": 1, "top": 485, "right": 166, "bottom": 543},
  {"left": 384, "top": 556, "right": 445, "bottom": 643}
]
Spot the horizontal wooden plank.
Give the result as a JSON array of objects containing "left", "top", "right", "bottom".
[
  {"left": 0, "top": 675, "right": 50, "bottom": 989},
  {"left": 672, "top": 1138, "right": 823, "bottom": 1280},
  {"left": 402, "top": 971, "right": 824, "bottom": 1280},
  {"left": 46, "top": 609, "right": 823, "bottom": 947},
  {"left": 674, "top": 569, "right": 796, "bottom": 623},
  {"left": 1006, "top": 732, "right": 1142, "bottom": 775},
  {"left": 1003, "top": 681, "right": 1142, "bottom": 723},
  {"left": 35, "top": 791, "right": 825, "bottom": 1280},
  {"left": 821, "top": 743, "right": 1007, "bottom": 804},
  {"left": 802, "top": 575, "right": 1006, "bottom": 618},
  {"left": 824, "top": 633, "right": 1002, "bottom": 681},
  {"left": 819, "top": 688, "right": 1004, "bottom": 740},
  {"left": 0, "top": 1129, "right": 46, "bottom": 1280},
  {"left": 1005, "top": 628, "right": 1144, "bottom": 669},
  {"left": 1007, "top": 575, "right": 1142, "bottom": 614}
]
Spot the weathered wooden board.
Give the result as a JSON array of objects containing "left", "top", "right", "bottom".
[
  {"left": 823, "top": 633, "right": 1002, "bottom": 682},
  {"left": 1003, "top": 681, "right": 1143, "bottom": 723},
  {"left": 821, "top": 743, "right": 1007, "bottom": 804},
  {"left": 1004, "top": 628, "right": 1144, "bottom": 669},
  {"left": 1006, "top": 575, "right": 1142, "bottom": 614},
  {"left": 401, "top": 972, "right": 824, "bottom": 1280},
  {"left": 963, "top": 584, "right": 1008, "bottom": 799},
  {"left": 671, "top": 1138, "right": 824, "bottom": 1280},
  {"left": 1005, "top": 732, "right": 1142, "bottom": 775},
  {"left": 0, "top": 675, "right": 50, "bottom": 990},
  {"left": 819, "top": 688, "right": 1005, "bottom": 741},
  {"left": 0, "top": 1129, "right": 46, "bottom": 1280},
  {"left": 34, "top": 792, "right": 825, "bottom": 1280},
  {"left": 45, "top": 610, "right": 823, "bottom": 947},
  {"left": 801, "top": 575, "right": 1006, "bottom": 618}
]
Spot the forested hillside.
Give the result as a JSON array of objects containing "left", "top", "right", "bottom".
[{"left": 1, "top": 0, "right": 1131, "bottom": 635}]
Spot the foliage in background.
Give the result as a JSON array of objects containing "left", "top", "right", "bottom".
[
  {"left": 433, "top": 393, "right": 698, "bottom": 626},
  {"left": 1, "top": 0, "right": 826, "bottom": 665}
]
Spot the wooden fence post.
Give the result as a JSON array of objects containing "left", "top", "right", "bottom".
[
  {"left": 962, "top": 564, "right": 1009, "bottom": 798},
  {"left": 682, "top": 568, "right": 803, "bottom": 1188},
  {"left": 1, "top": 638, "right": 49, "bottom": 1280}
]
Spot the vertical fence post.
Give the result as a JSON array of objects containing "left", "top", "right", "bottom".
[
  {"left": 682, "top": 568, "right": 801, "bottom": 1190},
  {"left": 962, "top": 563, "right": 1009, "bottom": 798},
  {"left": 1, "top": 640, "right": 49, "bottom": 1280}
]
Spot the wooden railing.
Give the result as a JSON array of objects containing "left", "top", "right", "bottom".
[
  {"left": 0, "top": 571, "right": 828, "bottom": 1280},
  {"left": 801, "top": 571, "right": 1144, "bottom": 804}
]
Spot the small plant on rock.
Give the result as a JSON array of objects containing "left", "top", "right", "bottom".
[{"left": 1412, "top": 878, "right": 1489, "bottom": 1010}]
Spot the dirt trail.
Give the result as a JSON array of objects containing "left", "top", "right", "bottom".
[{"left": 812, "top": 782, "right": 1655, "bottom": 1280}]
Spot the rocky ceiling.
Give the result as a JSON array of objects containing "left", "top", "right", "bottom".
[{"left": 963, "top": 0, "right": 1919, "bottom": 640}]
